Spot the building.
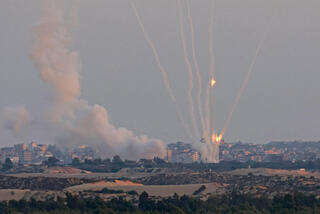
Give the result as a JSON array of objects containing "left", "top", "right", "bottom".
[
  {"left": 14, "top": 144, "right": 27, "bottom": 154},
  {"left": 167, "top": 142, "right": 200, "bottom": 163},
  {"left": 191, "top": 151, "right": 200, "bottom": 162},
  {"left": 18, "top": 151, "right": 33, "bottom": 164},
  {"left": 36, "top": 144, "right": 48, "bottom": 155},
  {"left": 29, "top": 142, "right": 38, "bottom": 150}
]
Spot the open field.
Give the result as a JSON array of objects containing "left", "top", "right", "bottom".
[
  {"left": 3, "top": 168, "right": 320, "bottom": 199},
  {"left": 0, "top": 189, "right": 29, "bottom": 201},
  {"left": 9, "top": 167, "right": 320, "bottom": 180},
  {"left": 66, "top": 181, "right": 222, "bottom": 197},
  {"left": 8, "top": 168, "right": 154, "bottom": 180}
]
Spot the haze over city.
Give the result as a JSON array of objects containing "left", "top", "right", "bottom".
[
  {"left": 1, "top": 0, "right": 320, "bottom": 158},
  {"left": 2, "top": 1, "right": 320, "bottom": 213}
]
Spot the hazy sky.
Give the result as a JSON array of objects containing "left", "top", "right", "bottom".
[{"left": 1, "top": 0, "right": 320, "bottom": 147}]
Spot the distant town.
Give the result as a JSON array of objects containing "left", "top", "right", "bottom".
[
  {"left": 168, "top": 140, "right": 320, "bottom": 163},
  {"left": 0, "top": 142, "right": 96, "bottom": 165},
  {"left": 1, "top": 140, "right": 320, "bottom": 165}
]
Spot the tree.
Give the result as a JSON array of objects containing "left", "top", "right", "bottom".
[
  {"left": 72, "top": 158, "right": 81, "bottom": 166},
  {"left": 127, "top": 190, "right": 138, "bottom": 195},
  {"left": 103, "top": 158, "right": 111, "bottom": 164},
  {"left": 139, "top": 191, "right": 155, "bottom": 211},
  {"left": 154, "top": 157, "right": 166, "bottom": 165},
  {"left": 2, "top": 158, "right": 13, "bottom": 171},
  {"left": 93, "top": 158, "right": 102, "bottom": 165},
  {"left": 46, "top": 157, "right": 60, "bottom": 167},
  {"left": 111, "top": 155, "right": 124, "bottom": 172},
  {"left": 112, "top": 155, "right": 123, "bottom": 164},
  {"left": 192, "top": 185, "right": 206, "bottom": 195}
]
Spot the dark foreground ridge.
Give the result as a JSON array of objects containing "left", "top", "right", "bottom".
[{"left": 0, "top": 191, "right": 319, "bottom": 214}]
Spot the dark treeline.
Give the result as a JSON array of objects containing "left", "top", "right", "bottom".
[
  {"left": 1, "top": 192, "right": 320, "bottom": 214},
  {"left": 70, "top": 155, "right": 320, "bottom": 173}
]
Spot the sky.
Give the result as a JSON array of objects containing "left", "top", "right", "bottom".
[{"left": 0, "top": 0, "right": 320, "bottom": 148}]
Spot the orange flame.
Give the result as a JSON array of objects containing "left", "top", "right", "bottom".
[
  {"left": 211, "top": 133, "right": 223, "bottom": 144},
  {"left": 210, "top": 78, "right": 216, "bottom": 87}
]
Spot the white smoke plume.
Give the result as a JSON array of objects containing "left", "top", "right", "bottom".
[
  {"left": 32, "top": 0, "right": 81, "bottom": 121},
  {"left": 2, "top": 106, "right": 32, "bottom": 137},
  {"left": 31, "top": 0, "right": 165, "bottom": 159}
]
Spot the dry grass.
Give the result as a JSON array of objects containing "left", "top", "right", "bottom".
[
  {"left": 66, "top": 182, "right": 220, "bottom": 197},
  {"left": 0, "top": 189, "right": 29, "bottom": 201}
]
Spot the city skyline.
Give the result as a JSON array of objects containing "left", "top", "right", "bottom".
[{"left": 1, "top": 0, "right": 320, "bottom": 155}]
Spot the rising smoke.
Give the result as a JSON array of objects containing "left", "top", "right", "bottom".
[
  {"left": 2, "top": 106, "right": 32, "bottom": 138},
  {"left": 31, "top": 0, "right": 165, "bottom": 159}
]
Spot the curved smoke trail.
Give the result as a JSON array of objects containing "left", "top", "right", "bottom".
[
  {"left": 185, "top": 0, "right": 207, "bottom": 140},
  {"left": 221, "top": 32, "right": 268, "bottom": 138},
  {"left": 129, "top": 0, "right": 192, "bottom": 140},
  {"left": 177, "top": 0, "right": 199, "bottom": 139}
]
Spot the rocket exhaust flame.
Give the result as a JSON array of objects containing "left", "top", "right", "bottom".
[
  {"left": 211, "top": 133, "right": 222, "bottom": 144},
  {"left": 205, "top": 0, "right": 216, "bottom": 147},
  {"left": 126, "top": 0, "right": 272, "bottom": 163},
  {"left": 177, "top": 0, "right": 199, "bottom": 139},
  {"left": 210, "top": 78, "right": 216, "bottom": 88}
]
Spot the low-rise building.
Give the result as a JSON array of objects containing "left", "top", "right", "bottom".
[
  {"left": 167, "top": 142, "right": 200, "bottom": 163},
  {"left": 18, "top": 151, "right": 33, "bottom": 164}
]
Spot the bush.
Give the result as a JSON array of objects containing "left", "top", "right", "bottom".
[
  {"left": 127, "top": 190, "right": 138, "bottom": 195},
  {"left": 99, "top": 188, "right": 124, "bottom": 194},
  {"left": 192, "top": 185, "right": 206, "bottom": 195}
]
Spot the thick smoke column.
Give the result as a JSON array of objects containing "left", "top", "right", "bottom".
[
  {"left": 32, "top": 1, "right": 80, "bottom": 103},
  {"left": 3, "top": 106, "right": 32, "bottom": 137},
  {"left": 31, "top": 0, "right": 165, "bottom": 159},
  {"left": 32, "top": 0, "right": 80, "bottom": 121}
]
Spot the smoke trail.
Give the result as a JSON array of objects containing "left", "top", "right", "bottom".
[
  {"left": 2, "top": 106, "right": 32, "bottom": 138},
  {"left": 205, "top": 85, "right": 212, "bottom": 141},
  {"left": 31, "top": 0, "right": 166, "bottom": 160},
  {"left": 206, "top": 0, "right": 216, "bottom": 140},
  {"left": 176, "top": 0, "right": 199, "bottom": 139},
  {"left": 221, "top": 33, "right": 268, "bottom": 138},
  {"left": 129, "top": 0, "right": 192, "bottom": 140},
  {"left": 185, "top": 0, "right": 207, "bottom": 140},
  {"left": 220, "top": 5, "right": 277, "bottom": 139}
]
